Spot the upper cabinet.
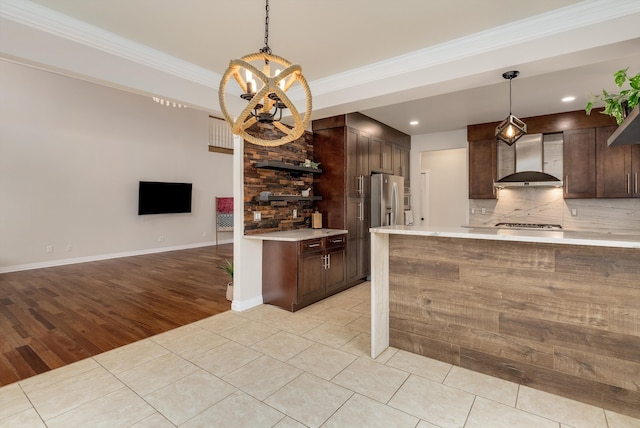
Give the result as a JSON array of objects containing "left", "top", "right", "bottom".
[
  {"left": 597, "top": 125, "right": 640, "bottom": 197},
  {"left": 468, "top": 109, "right": 618, "bottom": 200},
  {"left": 393, "top": 145, "right": 411, "bottom": 188},
  {"left": 468, "top": 138, "right": 497, "bottom": 199},
  {"left": 370, "top": 136, "right": 393, "bottom": 173},
  {"left": 563, "top": 128, "right": 596, "bottom": 198}
]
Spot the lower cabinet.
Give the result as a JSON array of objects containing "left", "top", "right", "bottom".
[{"left": 262, "top": 234, "right": 347, "bottom": 312}]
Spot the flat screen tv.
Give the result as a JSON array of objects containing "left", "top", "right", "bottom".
[{"left": 138, "top": 181, "right": 192, "bottom": 215}]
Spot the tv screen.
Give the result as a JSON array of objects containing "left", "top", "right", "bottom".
[{"left": 138, "top": 181, "right": 192, "bottom": 215}]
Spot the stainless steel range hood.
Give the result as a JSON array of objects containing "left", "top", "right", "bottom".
[{"left": 494, "top": 133, "right": 563, "bottom": 188}]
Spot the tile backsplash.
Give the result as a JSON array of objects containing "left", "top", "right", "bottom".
[{"left": 469, "top": 188, "right": 640, "bottom": 234}]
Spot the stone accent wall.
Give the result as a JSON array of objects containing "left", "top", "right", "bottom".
[{"left": 243, "top": 125, "right": 316, "bottom": 234}]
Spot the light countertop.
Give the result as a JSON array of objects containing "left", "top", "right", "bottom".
[
  {"left": 244, "top": 228, "right": 348, "bottom": 242},
  {"left": 369, "top": 224, "right": 640, "bottom": 249}
]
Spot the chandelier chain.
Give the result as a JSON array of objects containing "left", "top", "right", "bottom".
[{"left": 260, "top": 0, "right": 272, "bottom": 56}]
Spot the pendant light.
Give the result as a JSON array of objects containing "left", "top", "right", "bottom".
[
  {"left": 218, "top": 0, "right": 312, "bottom": 147},
  {"left": 495, "top": 70, "right": 527, "bottom": 146}
]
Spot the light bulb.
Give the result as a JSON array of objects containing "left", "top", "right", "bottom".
[{"left": 506, "top": 125, "right": 514, "bottom": 137}]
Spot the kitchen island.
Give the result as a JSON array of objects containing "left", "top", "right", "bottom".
[
  {"left": 246, "top": 228, "right": 349, "bottom": 311},
  {"left": 371, "top": 225, "right": 640, "bottom": 418}
]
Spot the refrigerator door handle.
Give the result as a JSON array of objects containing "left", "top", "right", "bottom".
[{"left": 391, "top": 181, "right": 399, "bottom": 225}]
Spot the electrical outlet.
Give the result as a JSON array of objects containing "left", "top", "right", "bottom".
[
  {"left": 481, "top": 208, "right": 486, "bottom": 215},
  {"left": 471, "top": 208, "right": 476, "bottom": 215},
  {"left": 293, "top": 209, "right": 297, "bottom": 218},
  {"left": 253, "top": 211, "right": 261, "bottom": 221},
  {"left": 571, "top": 208, "right": 578, "bottom": 216}
]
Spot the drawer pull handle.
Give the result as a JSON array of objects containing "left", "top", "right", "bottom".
[{"left": 307, "top": 243, "right": 321, "bottom": 248}]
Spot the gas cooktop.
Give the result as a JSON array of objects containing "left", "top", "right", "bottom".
[{"left": 495, "top": 222, "right": 563, "bottom": 230}]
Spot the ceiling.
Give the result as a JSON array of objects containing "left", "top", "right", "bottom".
[{"left": 3, "top": 0, "right": 640, "bottom": 136}]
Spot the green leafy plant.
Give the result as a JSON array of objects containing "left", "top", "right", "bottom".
[
  {"left": 586, "top": 68, "right": 640, "bottom": 125},
  {"left": 218, "top": 259, "right": 233, "bottom": 279}
]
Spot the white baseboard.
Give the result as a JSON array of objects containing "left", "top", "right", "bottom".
[
  {"left": 0, "top": 239, "right": 234, "bottom": 274},
  {"left": 231, "top": 295, "right": 264, "bottom": 312}
]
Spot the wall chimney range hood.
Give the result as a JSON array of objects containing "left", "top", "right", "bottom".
[{"left": 494, "top": 133, "right": 564, "bottom": 188}]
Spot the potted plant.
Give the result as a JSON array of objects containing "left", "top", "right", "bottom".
[
  {"left": 586, "top": 67, "right": 640, "bottom": 125},
  {"left": 218, "top": 259, "right": 234, "bottom": 301}
]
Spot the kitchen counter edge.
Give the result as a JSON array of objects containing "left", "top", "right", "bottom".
[
  {"left": 244, "top": 228, "right": 348, "bottom": 242},
  {"left": 369, "top": 225, "right": 640, "bottom": 249}
]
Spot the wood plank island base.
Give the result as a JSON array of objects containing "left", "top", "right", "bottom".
[{"left": 370, "top": 226, "right": 640, "bottom": 419}]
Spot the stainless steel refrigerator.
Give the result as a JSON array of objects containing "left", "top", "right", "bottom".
[{"left": 371, "top": 173, "right": 405, "bottom": 227}]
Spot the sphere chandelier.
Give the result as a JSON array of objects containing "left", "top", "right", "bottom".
[{"left": 218, "top": 0, "right": 312, "bottom": 147}]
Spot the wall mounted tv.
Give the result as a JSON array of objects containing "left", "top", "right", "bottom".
[{"left": 138, "top": 181, "right": 192, "bottom": 215}]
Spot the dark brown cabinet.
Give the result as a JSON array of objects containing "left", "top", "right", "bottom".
[
  {"left": 468, "top": 138, "right": 497, "bottom": 199},
  {"left": 313, "top": 113, "right": 410, "bottom": 287},
  {"left": 392, "top": 144, "right": 411, "bottom": 183},
  {"left": 564, "top": 128, "right": 597, "bottom": 198},
  {"left": 596, "top": 125, "right": 640, "bottom": 197},
  {"left": 370, "top": 136, "right": 393, "bottom": 173},
  {"left": 263, "top": 234, "right": 347, "bottom": 312}
]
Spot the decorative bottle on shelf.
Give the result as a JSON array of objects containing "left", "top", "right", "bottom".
[{"left": 312, "top": 210, "right": 322, "bottom": 229}]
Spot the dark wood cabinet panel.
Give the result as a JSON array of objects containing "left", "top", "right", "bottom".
[
  {"left": 468, "top": 138, "right": 497, "bottom": 199},
  {"left": 325, "top": 247, "right": 347, "bottom": 294},
  {"left": 632, "top": 145, "right": 640, "bottom": 197},
  {"left": 596, "top": 126, "right": 631, "bottom": 198},
  {"left": 298, "top": 249, "right": 325, "bottom": 304},
  {"left": 564, "top": 128, "right": 596, "bottom": 198},
  {"left": 400, "top": 147, "right": 410, "bottom": 188},
  {"left": 371, "top": 136, "right": 393, "bottom": 173},
  {"left": 357, "top": 130, "right": 371, "bottom": 195},
  {"left": 370, "top": 136, "right": 382, "bottom": 172}
]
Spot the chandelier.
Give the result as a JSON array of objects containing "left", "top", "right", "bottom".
[
  {"left": 218, "top": 0, "right": 312, "bottom": 147},
  {"left": 495, "top": 70, "right": 527, "bottom": 146}
]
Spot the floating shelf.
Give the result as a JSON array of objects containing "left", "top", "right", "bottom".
[
  {"left": 254, "top": 161, "right": 322, "bottom": 174},
  {"left": 254, "top": 195, "right": 322, "bottom": 202},
  {"left": 608, "top": 105, "right": 640, "bottom": 146}
]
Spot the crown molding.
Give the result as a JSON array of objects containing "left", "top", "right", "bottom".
[
  {"left": 2, "top": 0, "right": 640, "bottom": 106},
  {"left": 0, "top": 0, "right": 220, "bottom": 87},
  {"left": 310, "top": 0, "right": 640, "bottom": 97}
]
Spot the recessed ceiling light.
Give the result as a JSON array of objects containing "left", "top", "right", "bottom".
[
  {"left": 409, "top": 120, "right": 419, "bottom": 125},
  {"left": 562, "top": 96, "right": 576, "bottom": 102}
]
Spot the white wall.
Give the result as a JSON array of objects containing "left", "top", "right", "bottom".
[
  {"left": 420, "top": 149, "right": 468, "bottom": 227},
  {"left": 409, "top": 129, "right": 468, "bottom": 226},
  {"left": 0, "top": 60, "right": 233, "bottom": 271}
]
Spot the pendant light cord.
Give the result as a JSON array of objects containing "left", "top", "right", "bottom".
[{"left": 509, "top": 78, "right": 513, "bottom": 115}]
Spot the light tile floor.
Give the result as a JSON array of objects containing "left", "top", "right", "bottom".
[{"left": 1, "top": 282, "right": 639, "bottom": 428}]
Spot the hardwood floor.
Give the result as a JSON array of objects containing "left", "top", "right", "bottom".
[{"left": 0, "top": 244, "right": 233, "bottom": 387}]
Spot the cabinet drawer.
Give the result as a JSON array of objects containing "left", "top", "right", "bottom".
[
  {"left": 300, "top": 238, "right": 324, "bottom": 254},
  {"left": 326, "top": 234, "right": 347, "bottom": 249}
]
